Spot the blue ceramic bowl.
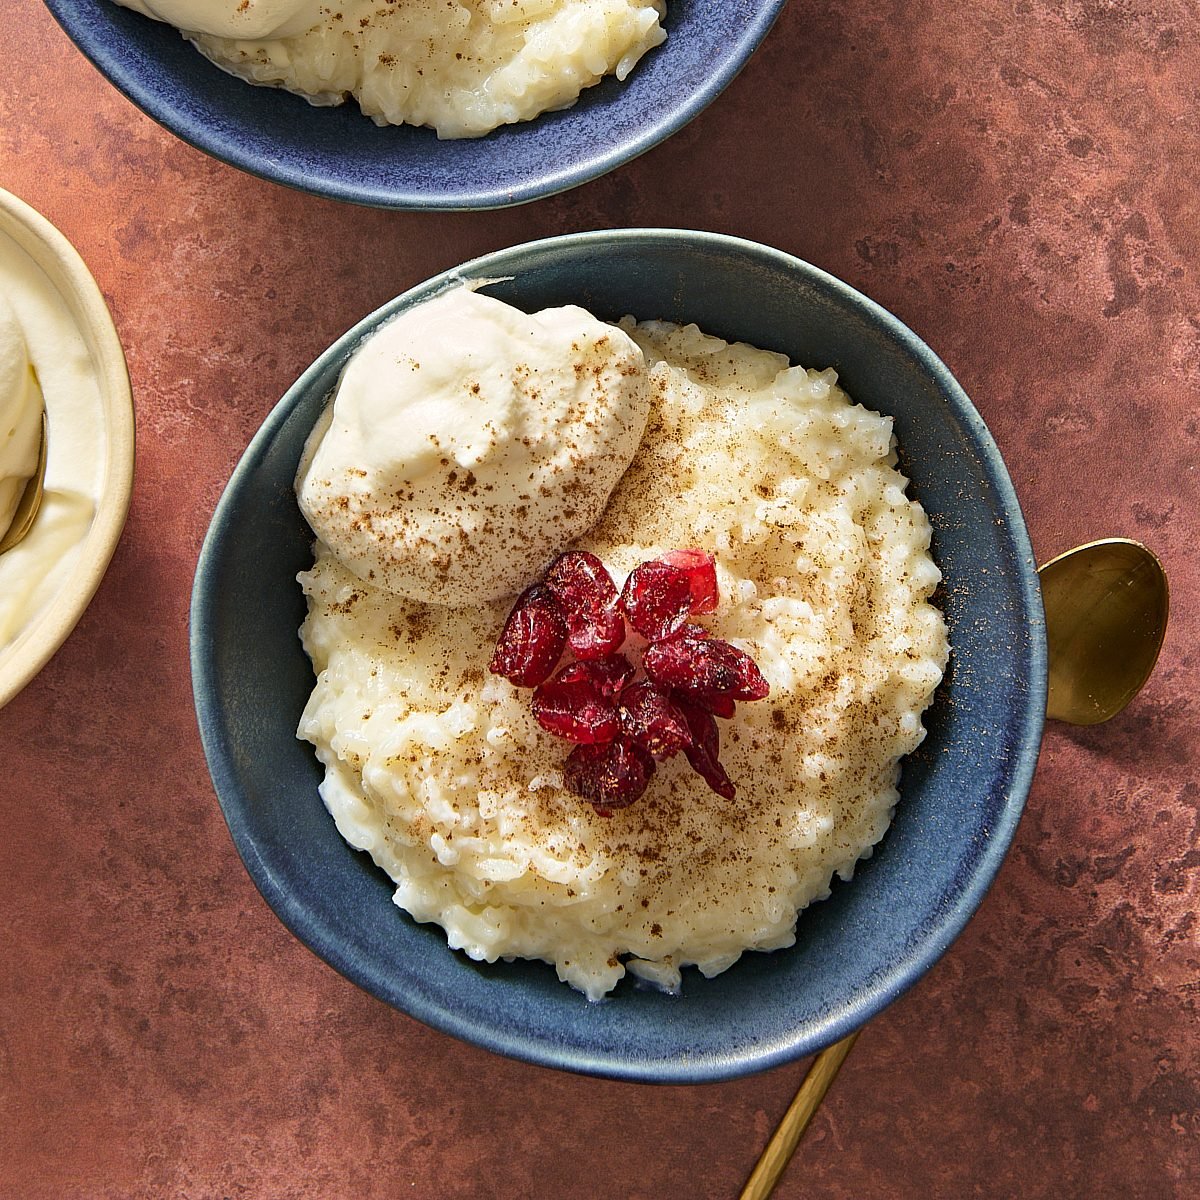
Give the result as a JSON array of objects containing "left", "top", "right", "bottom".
[
  {"left": 190, "top": 230, "right": 1046, "bottom": 1082},
  {"left": 46, "top": 1, "right": 788, "bottom": 210}
]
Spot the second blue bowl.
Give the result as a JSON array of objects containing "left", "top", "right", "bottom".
[{"left": 191, "top": 230, "right": 1046, "bottom": 1082}]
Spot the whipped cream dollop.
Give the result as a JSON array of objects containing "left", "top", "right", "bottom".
[
  {"left": 296, "top": 288, "right": 650, "bottom": 606},
  {"left": 115, "top": 0, "right": 320, "bottom": 39},
  {"left": 0, "top": 292, "right": 43, "bottom": 542}
]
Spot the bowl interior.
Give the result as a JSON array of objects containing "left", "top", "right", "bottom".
[
  {"left": 191, "top": 230, "right": 1046, "bottom": 1082},
  {"left": 47, "top": 1, "right": 788, "bottom": 210}
]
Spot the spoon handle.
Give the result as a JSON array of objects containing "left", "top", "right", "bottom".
[{"left": 738, "top": 1031, "right": 860, "bottom": 1200}]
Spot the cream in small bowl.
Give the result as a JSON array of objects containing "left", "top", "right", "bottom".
[{"left": 0, "top": 189, "right": 135, "bottom": 710}]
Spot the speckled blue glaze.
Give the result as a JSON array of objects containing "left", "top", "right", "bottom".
[
  {"left": 190, "top": 231, "right": 1047, "bottom": 1083},
  {"left": 45, "top": 1, "right": 788, "bottom": 210}
]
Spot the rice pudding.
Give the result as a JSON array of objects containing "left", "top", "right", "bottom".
[
  {"left": 113, "top": 0, "right": 668, "bottom": 139},
  {"left": 296, "top": 295, "right": 949, "bottom": 999}
]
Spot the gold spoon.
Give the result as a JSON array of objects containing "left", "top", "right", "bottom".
[
  {"left": 739, "top": 537, "right": 1170, "bottom": 1200},
  {"left": 0, "top": 409, "right": 47, "bottom": 555}
]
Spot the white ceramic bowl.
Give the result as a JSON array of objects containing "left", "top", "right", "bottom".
[{"left": 0, "top": 189, "right": 135, "bottom": 709}]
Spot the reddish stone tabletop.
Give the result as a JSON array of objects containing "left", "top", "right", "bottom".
[{"left": 2, "top": 2, "right": 1197, "bottom": 1196}]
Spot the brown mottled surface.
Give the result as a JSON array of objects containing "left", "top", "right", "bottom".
[{"left": 1, "top": 1, "right": 1197, "bottom": 1196}]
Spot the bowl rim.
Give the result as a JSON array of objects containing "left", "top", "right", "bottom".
[
  {"left": 0, "top": 187, "right": 135, "bottom": 711},
  {"left": 191, "top": 228, "right": 1047, "bottom": 1081},
  {"left": 45, "top": 1, "right": 791, "bottom": 211}
]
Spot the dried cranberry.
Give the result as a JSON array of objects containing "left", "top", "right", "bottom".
[
  {"left": 675, "top": 698, "right": 736, "bottom": 800},
  {"left": 659, "top": 549, "right": 719, "bottom": 614},
  {"left": 489, "top": 583, "right": 568, "bottom": 687},
  {"left": 679, "top": 688, "right": 737, "bottom": 719},
  {"left": 490, "top": 546, "right": 764, "bottom": 812},
  {"left": 532, "top": 665, "right": 620, "bottom": 744},
  {"left": 643, "top": 635, "right": 770, "bottom": 705},
  {"left": 563, "top": 738, "right": 657, "bottom": 814},
  {"left": 620, "top": 560, "right": 694, "bottom": 641},
  {"left": 564, "top": 653, "right": 636, "bottom": 700},
  {"left": 544, "top": 551, "right": 626, "bottom": 660},
  {"left": 664, "top": 628, "right": 735, "bottom": 717},
  {"left": 618, "top": 681, "right": 693, "bottom": 759}
]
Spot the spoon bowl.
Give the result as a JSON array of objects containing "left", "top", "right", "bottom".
[
  {"left": 0, "top": 409, "right": 47, "bottom": 555},
  {"left": 1040, "top": 538, "right": 1169, "bottom": 725}
]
